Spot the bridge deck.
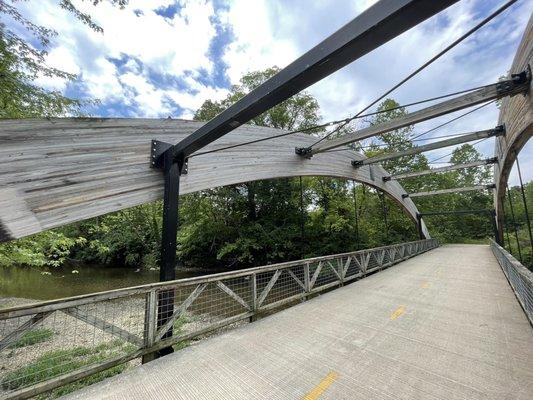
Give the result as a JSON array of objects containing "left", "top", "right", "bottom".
[{"left": 65, "top": 245, "right": 533, "bottom": 400}]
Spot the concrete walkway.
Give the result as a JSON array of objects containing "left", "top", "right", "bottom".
[{"left": 65, "top": 245, "right": 533, "bottom": 400}]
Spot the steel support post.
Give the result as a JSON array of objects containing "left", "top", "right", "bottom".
[{"left": 151, "top": 141, "right": 185, "bottom": 359}]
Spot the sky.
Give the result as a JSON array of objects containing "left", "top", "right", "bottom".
[{"left": 4, "top": 0, "right": 532, "bottom": 184}]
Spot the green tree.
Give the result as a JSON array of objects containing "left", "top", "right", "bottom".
[
  {"left": 190, "top": 67, "right": 321, "bottom": 267},
  {"left": 0, "top": 0, "right": 127, "bottom": 118}
]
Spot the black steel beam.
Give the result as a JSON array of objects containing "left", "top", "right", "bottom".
[{"left": 169, "top": 0, "right": 459, "bottom": 159}]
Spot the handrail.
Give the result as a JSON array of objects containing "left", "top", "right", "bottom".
[
  {"left": 490, "top": 239, "right": 533, "bottom": 326},
  {"left": 0, "top": 239, "right": 438, "bottom": 400},
  {"left": 0, "top": 239, "right": 435, "bottom": 319}
]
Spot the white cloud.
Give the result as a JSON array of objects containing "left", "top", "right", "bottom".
[
  {"left": 217, "top": 0, "right": 531, "bottom": 184},
  {"left": 7, "top": 0, "right": 224, "bottom": 117},
  {"left": 220, "top": 0, "right": 299, "bottom": 83}
]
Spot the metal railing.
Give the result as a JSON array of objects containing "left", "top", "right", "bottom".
[
  {"left": 490, "top": 240, "right": 533, "bottom": 326},
  {"left": 0, "top": 239, "right": 438, "bottom": 399}
]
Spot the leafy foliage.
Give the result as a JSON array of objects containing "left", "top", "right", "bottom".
[
  {"left": 0, "top": 0, "right": 129, "bottom": 118},
  {"left": 0, "top": 231, "right": 86, "bottom": 268}
]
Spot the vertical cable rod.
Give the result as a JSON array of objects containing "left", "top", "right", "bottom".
[
  {"left": 507, "top": 184, "right": 523, "bottom": 263},
  {"left": 352, "top": 181, "right": 360, "bottom": 249},
  {"left": 516, "top": 157, "right": 533, "bottom": 256}
]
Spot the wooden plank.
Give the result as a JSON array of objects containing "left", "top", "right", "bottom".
[
  {"left": 311, "top": 80, "right": 529, "bottom": 154},
  {"left": 0, "top": 119, "right": 429, "bottom": 242},
  {"left": 257, "top": 270, "right": 282, "bottom": 307},
  {"left": 342, "top": 256, "right": 351, "bottom": 279},
  {"left": 250, "top": 274, "right": 257, "bottom": 314},
  {"left": 287, "top": 269, "right": 307, "bottom": 291},
  {"left": 353, "top": 128, "right": 501, "bottom": 167},
  {"left": 216, "top": 281, "right": 251, "bottom": 311},
  {"left": 386, "top": 158, "right": 497, "bottom": 180},
  {"left": 309, "top": 261, "right": 323, "bottom": 289},
  {"left": 154, "top": 283, "right": 207, "bottom": 342},
  {"left": 326, "top": 261, "right": 342, "bottom": 281},
  {"left": 408, "top": 184, "right": 494, "bottom": 198},
  {"left": 0, "top": 311, "right": 52, "bottom": 352},
  {"left": 62, "top": 307, "right": 142, "bottom": 346},
  {"left": 375, "top": 250, "right": 385, "bottom": 267}
]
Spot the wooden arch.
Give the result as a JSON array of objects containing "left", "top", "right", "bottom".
[
  {"left": 0, "top": 118, "right": 429, "bottom": 242},
  {"left": 495, "top": 16, "right": 533, "bottom": 243}
]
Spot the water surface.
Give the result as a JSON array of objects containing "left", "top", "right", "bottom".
[{"left": 0, "top": 265, "right": 204, "bottom": 301}]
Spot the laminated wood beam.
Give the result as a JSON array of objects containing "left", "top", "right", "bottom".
[
  {"left": 383, "top": 158, "right": 497, "bottom": 181},
  {"left": 407, "top": 184, "right": 495, "bottom": 198},
  {"left": 310, "top": 74, "right": 529, "bottom": 155},
  {"left": 0, "top": 118, "right": 429, "bottom": 242},
  {"left": 352, "top": 127, "right": 503, "bottom": 167}
]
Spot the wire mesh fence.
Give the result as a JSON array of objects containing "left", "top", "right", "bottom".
[
  {"left": 0, "top": 239, "right": 438, "bottom": 399},
  {"left": 490, "top": 239, "right": 533, "bottom": 326}
]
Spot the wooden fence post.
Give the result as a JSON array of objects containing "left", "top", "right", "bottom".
[{"left": 142, "top": 290, "right": 158, "bottom": 364}]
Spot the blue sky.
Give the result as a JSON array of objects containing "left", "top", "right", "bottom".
[{"left": 4, "top": 0, "right": 532, "bottom": 183}]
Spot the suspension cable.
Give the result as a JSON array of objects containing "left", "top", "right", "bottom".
[
  {"left": 307, "top": 0, "right": 519, "bottom": 150},
  {"left": 189, "top": 87, "right": 495, "bottom": 158}
]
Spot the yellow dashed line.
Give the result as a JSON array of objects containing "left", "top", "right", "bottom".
[
  {"left": 302, "top": 371, "right": 339, "bottom": 400},
  {"left": 390, "top": 305, "right": 405, "bottom": 320}
]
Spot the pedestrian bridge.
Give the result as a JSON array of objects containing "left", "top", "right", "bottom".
[
  {"left": 1, "top": 1, "right": 532, "bottom": 399},
  {"left": 1, "top": 240, "right": 532, "bottom": 399},
  {"left": 60, "top": 243, "right": 533, "bottom": 400}
]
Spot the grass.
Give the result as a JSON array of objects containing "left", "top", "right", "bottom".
[
  {"left": 9, "top": 328, "right": 54, "bottom": 349},
  {"left": 172, "top": 315, "right": 190, "bottom": 351},
  {"left": 1, "top": 339, "right": 136, "bottom": 398},
  {"left": 1, "top": 318, "right": 191, "bottom": 397}
]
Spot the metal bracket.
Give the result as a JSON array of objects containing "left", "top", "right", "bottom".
[
  {"left": 490, "top": 125, "right": 506, "bottom": 137},
  {"left": 351, "top": 160, "right": 363, "bottom": 168},
  {"left": 295, "top": 147, "right": 313, "bottom": 158},
  {"left": 382, "top": 176, "right": 391, "bottom": 182},
  {"left": 496, "top": 68, "right": 531, "bottom": 96},
  {"left": 151, "top": 140, "right": 188, "bottom": 174},
  {"left": 402, "top": 193, "right": 410, "bottom": 199},
  {"left": 486, "top": 156, "right": 499, "bottom": 164}
]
